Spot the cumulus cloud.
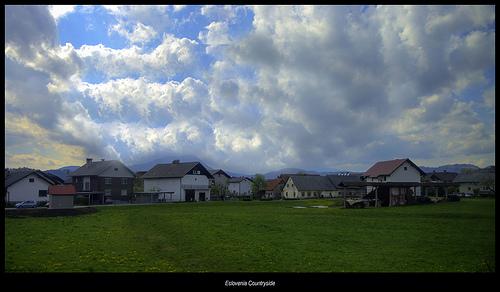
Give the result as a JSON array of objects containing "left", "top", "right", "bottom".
[
  {"left": 4, "top": 5, "right": 496, "bottom": 172},
  {"left": 110, "top": 21, "right": 158, "bottom": 45},
  {"left": 76, "top": 34, "right": 199, "bottom": 80},
  {"left": 48, "top": 5, "right": 76, "bottom": 22}
]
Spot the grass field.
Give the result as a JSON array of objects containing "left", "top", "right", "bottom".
[{"left": 4, "top": 198, "right": 495, "bottom": 272}]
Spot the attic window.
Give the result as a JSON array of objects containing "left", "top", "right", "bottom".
[
  {"left": 404, "top": 167, "right": 408, "bottom": 171},
  {"left": 29, "top": 178, "right": 34, "bottom": 183},
  {"left": 114, "top": 168, "right": 118, "bottom": 171}
]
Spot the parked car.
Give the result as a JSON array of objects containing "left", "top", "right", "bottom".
[{"left": 15, "top": 200, "right": 37, "bottom": 208}]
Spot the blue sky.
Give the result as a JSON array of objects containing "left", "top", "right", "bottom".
[{"left": 5, "top": 5, "right": 495, "bottom": 173}]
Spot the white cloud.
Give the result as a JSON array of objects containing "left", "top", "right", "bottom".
[
  {"left": 76, "top": 34, "right": 199, "bottom": 80},
  {"left": 110, "top": 21, "right": 158, "bottom": 44},
  {"left": 483, "top": 86, "right": 495, "bottom": 108},
  {"left": 48, "top": 5, "right": 76, "bottom": 22},
  {"left": 173, "top": 5, "right": 187, "bottom": 12}
]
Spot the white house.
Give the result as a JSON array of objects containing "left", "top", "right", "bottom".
[
  {"left": 281, "top": 175, "right": 336, "bottom": 199},
  {"left": 363, "top": 158, "right": 425, "bottom": 206},
  {"left": 142, "top": 160, "right": 213, "bottom": 202},
  {"left": 228, "top": 177, "right": 253, "bottom": 197},
  {"left": 5, "top": 170, "right": 58, "bottom": 203}
]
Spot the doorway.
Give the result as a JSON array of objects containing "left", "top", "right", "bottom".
[
  {"left": 185, "top": 189, "right": 195, "bottom": 202},
  {"left": 199, "top": 192, "right": 205, "bottom": 201}
]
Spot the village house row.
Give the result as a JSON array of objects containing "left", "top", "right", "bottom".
[{"left": 5, "top": 157, "right": 496, "bottom": 208}]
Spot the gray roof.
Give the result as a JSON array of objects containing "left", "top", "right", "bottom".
[
  {"left": 69, "top": 160, "right": 135, "bottom": 177},
  {"left": 142, "top": 162, "right": 211, "bottom": 179},
  {"left": 5, "top": 170, "right": 56, "bottom": 189},
  {"left": 289, "top": 175, "right": 337, "bottom": 191},
  {"left": 228, "top": 177, "right": 252, "bottom": 183},
  {"left": 454, "top": 172, "right": 495, "bottom": 183},
  {"left": 326, "top": 174, "right": 363, "bottom": 187},
  {"left": 423, "top": 172, "right": 458, "bottom": 183},
  {"left": 210, "top": 169, "right": 230, "bottom": 177}
]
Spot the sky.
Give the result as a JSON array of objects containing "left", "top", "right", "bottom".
[{"left": 4, "top": 5, "right": 496, "bottom": 173}]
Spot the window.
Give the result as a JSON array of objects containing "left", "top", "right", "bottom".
[
  {"left": 121, "top": 178, "right": 127, "bottom": 185},
  {"left": 287, "top": 184, "right": 289, "bottom": 188},
  {"left": 105, "top": 178, "right": 112, "bottom": 184},
  {"left": 38, "top": 190, "right": 47, "bottom": 197},
  {"left": 29, "top": 178, "right": 34, "bottom": 183},
  {"left": 383, "top": 177, "right": 386, "bottom": 181},
  {"left": 404, "top": 167, "right": 408, "bottom": 171},
  {"left": 468, "top": 187, "right": 471, "bottom": 191},
  {"left": 121, "top": 189, "right": 127, "bottom": 196},
  {"left": 114, "top": 168, "right": 118, "bottom": 171},
  {"left": 286, "top": 192, "right": 288, "bottom": 196},
  {"left": 105, "top": 189, "right": 111, "bottom": 196}
]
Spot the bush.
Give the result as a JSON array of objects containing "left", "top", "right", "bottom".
[
  {"left": 74, "top": 197, "right": 89, "bottom": 206},
  {"left": 447, "top": 195, "right": 460, "bottom": 202},
  {"left": 416, "top": 196, "right": 433, "bottom": 204}
]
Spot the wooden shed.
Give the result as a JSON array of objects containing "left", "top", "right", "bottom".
[{"left": 48, "top": 185, "right": 76, "bottom": 209}]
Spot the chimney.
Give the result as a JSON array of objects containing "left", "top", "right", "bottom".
[
  {"left": 86, "top": 158, "right": 93, "bottom": 164},
  {"left": 172, "top": 160, "right": 180, "bottom": 164}
]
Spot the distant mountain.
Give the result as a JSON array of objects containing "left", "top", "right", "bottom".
[
  {"left": 419, "top": 164, "right": 480, "bottom": 174},
  {"left": 261, "top": 168, "right": 341, "bottom": 179},
  {"left": 44, "top": 166, "right": 80, "bottom": 181}
]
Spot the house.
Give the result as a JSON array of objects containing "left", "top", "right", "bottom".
[
  {"left": 142, "top": 160, "right": 213, "bottom": 202},
  {"left": 326, "top": 172, "right": 366, "bottom": 198},
  {"left": 209, "top": 169, "right": 231, "bottom": 200},
  {"left": 5, "top": 170, "right": 59, "bottom": 203},
  {"left": 453, "top": 172, "right": 495, "bottom": 196},
  {"left": 48, "top": 185, "right": 76, "bottom": 209},
  {"left": 281, "top": 175, "right": 337, "bottom": 199},
  {"left": 70, "top": 158, "right": 135, "bottom": 205},
  {"left": 363, "top": 158, "right": 425, "bottom": 206},
  {"left": 422, "top": 171, "right": 458, "bottom": 196},
  {"left": 263, "top": 178, "right": 285, "bottom": 200},
  {"left": 227, "top": 177, "right": 253, "bottom": 198}
]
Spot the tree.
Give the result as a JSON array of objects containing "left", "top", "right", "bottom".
[
  {"left": 460, "top": 168, "right": 475, "bottom": 174},
  {"left": 252, "top": 174, "right": 266, "bottom": 200}
]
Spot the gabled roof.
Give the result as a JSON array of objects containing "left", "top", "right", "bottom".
[
  {"left": 228, "top": 177, "right": 253, "bottom": 183},
  {"left": 423, "top": 172, "right": 458, "bottom": 183},
  {"left": 142, "top": 162, "right": 213, "bottom": 179},
  {"left": 454, "top": 172, "right": 495, "bottom": 183},
  {"left": 264, "top": 178, "right": 284, "bottom": 191},
  {"left": 209, "top": 169, "right": 231, "bottom": 178},
  {"left": 48, "top": 185, "right": 76, "bottom": 195},
  {"left": 5, "top": 170, "right": 57, "bottom": 189},
  {"left": 364, "top": 158, "right": 425, "bottom": 177},
  {"left": 70, "top": 160, "right": 135, "bottom": 177},
  {"left": 42, "top": 172, "right": 65, "bottom": 184},
  {"left": 289, "top": 175, "right": 337, "bottom": 191},
  {"left": 326, "top": 173, "right": 363, "bottom": 187}
]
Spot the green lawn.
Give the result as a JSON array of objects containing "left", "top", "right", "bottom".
[{"left": 4, "top": 198, "right": 495, "bottom": 272}]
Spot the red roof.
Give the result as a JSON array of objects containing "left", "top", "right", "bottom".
[
  {"left": 48, "top": 185, "right": 76, "bottom": 195},
  {"left": 264, "top": 178, "right": 284, "bottom": 191},
  {"left": 364, "top": 158, "right": 423, "bottom": 177}
]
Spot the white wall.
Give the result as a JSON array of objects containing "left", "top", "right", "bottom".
[
  {"left": 228, "top": 179, "right": 252, "bottom": 196},
  {"left": 144, "top": 175, "right": 210, "bottom": 202},
  {"left": 144, "top": 178, "right": 182, "bottom": 201},
  {"left": 6, "top": 174, "right": 52, "bottom": 202},
  {"left": 281, "top": 177, "right": 299, "bottom": 199},
  {"left": 388, "top": 161, "right": 421, "bottom": 182}
]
